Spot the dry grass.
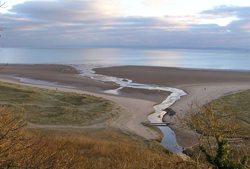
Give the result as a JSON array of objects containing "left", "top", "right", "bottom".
[
  {"left": 0, "top": 81, "right": 200, "bottom": 168},
  {"left": 0, "top": 81, "right": 117, "bottom": 125},
  {"left": 0, "top": 107, "right": 79, "bottom": 168},
  {"left": 0, "top": 106, "right": 198, "bottom": 169}
]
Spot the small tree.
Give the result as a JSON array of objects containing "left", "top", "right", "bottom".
[
  {"left": 185, "top": 101, "right": 249, "bottom": 168},
  {"left": 0, "top": 107, "right": 79, "bottom": 168}
]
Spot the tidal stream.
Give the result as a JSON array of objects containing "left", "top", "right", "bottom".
[
  {"left": 73, "top": 64, "right": 187, "bottom": 154},
  {"left": 1, "top": 64, "right": 187, "bottom": 154}
]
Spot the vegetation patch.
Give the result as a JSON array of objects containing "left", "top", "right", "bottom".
[
  {"left": 210, "top": 89, "right": 250, "bottom": 131},
  {"left": 0, "top": 82, "right": 117, "bottom": 125},
  {"left": 184, "top": 89, "right": 250, "bottom": 168}
]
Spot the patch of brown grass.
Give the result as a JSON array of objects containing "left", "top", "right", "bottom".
[
  {"left": 0, "top": 107, "right": 79, "bottom": 168},
  {"left": 0, "top": 106, "right": 199, "bottom": 168}
]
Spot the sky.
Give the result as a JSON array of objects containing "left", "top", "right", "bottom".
[{"left": 0, "top": 0, "right": 249, "bottom": 49}]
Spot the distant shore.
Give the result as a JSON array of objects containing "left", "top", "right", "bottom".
[{"left": 0, "top": 64, "right": 250, "bottom": 146}]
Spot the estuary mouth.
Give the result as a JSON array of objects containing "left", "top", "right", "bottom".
[{"left": 72, "top": 64, "right": 187, "bottom": 154}]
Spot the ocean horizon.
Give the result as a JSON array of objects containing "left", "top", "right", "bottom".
[{"left": 0, "top": 47, "right": 249, "bottom": 71}]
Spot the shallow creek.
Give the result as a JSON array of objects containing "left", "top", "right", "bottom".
[{"left": 73, "top": 64, "right": 187, "bottom": 154}]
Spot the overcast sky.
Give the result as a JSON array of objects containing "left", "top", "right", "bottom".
[{"left": 0, "top": 0, "right": 249, "bottom": 49}]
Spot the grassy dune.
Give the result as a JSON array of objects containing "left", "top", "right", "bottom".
[{"left": 0, "top": 81, "right": 118, "bottom": 125}]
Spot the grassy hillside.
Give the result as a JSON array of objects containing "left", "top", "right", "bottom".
[
  {"left": 184, "top": 89, "right": 250, "bottom": 168},
  {"left": 210, "top": 89, "right": 250, "bottom": 131},
  {"left": 0, "top": 81, "right": 118, "bottom": 125}
]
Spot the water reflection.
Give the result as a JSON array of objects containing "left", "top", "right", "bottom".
[
  {"left": 141, "top": 49, "right": 181, "bottom": 67},
  {"left": 159, "top": 126, "right": 183, "bottom": 154}
]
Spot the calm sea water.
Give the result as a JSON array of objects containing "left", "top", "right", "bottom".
[{"left": 0, "top": 48, "right": 249, "bottom": 70}]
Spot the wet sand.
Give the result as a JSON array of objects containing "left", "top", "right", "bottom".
[
  {"left": 0, "top": 64, "right": 169, "bottom": 103},
  {"left": 94, "top": 66, "right": 250, "bottom": 87},
  {"left": 95, "top": 66, "right": 250, "bottom": 146},
  {"left": 94, "top": 65, "right": 250, "bottom": 115},
  {"left": 0, "top": 64, "right": 249, "bottom": 145}
]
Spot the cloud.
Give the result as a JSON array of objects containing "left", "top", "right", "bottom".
[
  {"left": 8, "top": 0, "right": 123, "bottom": 22},
  {"left": 199, "top": 5, "right": 250, "bottom": 30},
  {"left": 200, "top": 5, "right": 249, "bottom": 18},
  {"left": 0, "top": 1, "right": 249, "bottom": 49},
  {"left": 115, "top": 17, "right": 187, "bottom": 29},
  {"left": 3, "top": 0, "right": 125, "bottom": 33}
]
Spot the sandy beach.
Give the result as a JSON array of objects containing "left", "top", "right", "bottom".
[
  {"left": 0, "top": 64, "right": 250, "bottom": 146},
  {"left": 94, "top": 66, "right": 250, "bottom": 146}
]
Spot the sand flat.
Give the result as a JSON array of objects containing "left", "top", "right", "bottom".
[
  {"left": 95, "top": 66, "right": 250, "bottom": 146},
  {"left": 94, "top": 66, "right": 250, "bottom": 86},
  {"left": 94, "top": 66, "right": 250, "bottom": 111}
]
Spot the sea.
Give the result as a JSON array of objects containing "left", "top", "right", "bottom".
[
  {"left": 0, "top": 47, "right": 249, "bottom": 155},
  {"left": 0, "top": 47, "right": 249, "bottom": 70}
]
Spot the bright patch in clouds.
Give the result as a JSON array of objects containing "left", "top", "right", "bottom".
[
  {"left": 120, "top": 0, "right": 177, "bottom": 17},
  {"left": 199, "top": 16, "right": 240, "bottom": 26}
]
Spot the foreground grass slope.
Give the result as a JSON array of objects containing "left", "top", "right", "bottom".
[
  {"left": 0, "top": 82, "right": 194, "bottom": 168},
  {"left": 0, "top": 109, "right": 191, "bottom": 168}
]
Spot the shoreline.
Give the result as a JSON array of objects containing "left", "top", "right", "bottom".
[{"left": 0, "top": 64, "right": 250, "bottom": 147}]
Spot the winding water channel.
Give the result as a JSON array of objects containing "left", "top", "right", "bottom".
[{"left": 73, "top": 64, "right": 187, "bottom": 154}]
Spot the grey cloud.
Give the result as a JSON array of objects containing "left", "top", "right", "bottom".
[
  {"left": 200, "top": 5, "right": 250, "bottom": 30},
  {"left": 199, "top": 6, "right": 250, "bottom": 33},
  {"left": 9, "top": 0, "right": 118, "bottom": 22},
  {"left": 200, "top": 5, "right": 249, "bottom": 19},
  {"left": 7, "top": 1, "right": 185, "bottom": 29},
  {"left": 0, "top": 1, "right": 249, "bottom": 49},
  {"left": 115, "top": 17, "right": 185, "bottom": 28}
]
